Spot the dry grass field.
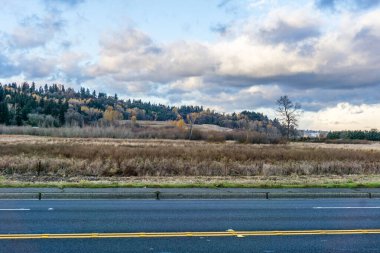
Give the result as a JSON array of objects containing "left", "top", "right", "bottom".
[{"left": 1, "top": 135, "right": 380, "bottom": 187}]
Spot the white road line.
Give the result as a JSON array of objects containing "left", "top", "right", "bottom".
[
  {"left": 313, "top": 207, "right": 380, "bottom": 209},
  {"left": 0, "top": 208, "right": 30, "bottom": 211}
]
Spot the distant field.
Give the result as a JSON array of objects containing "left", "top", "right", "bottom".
[
  {"left": 0, "top": 124, "right": 280, "bottom": 144},
  {"left": 122, "top": 120, "right": 233, "bottom": 132},
  {"left": 289, "top": 142, "right": 380, "bottom": 151},
  {"left": 1, "top": 135, "right": 380, "bottom": 187}
]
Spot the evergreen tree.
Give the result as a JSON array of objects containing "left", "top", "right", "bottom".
[
  {"left": 31, "top": 82, "right": 36, "bottom": 93},
  {"left": 58, "top": 98, "right": 66, "bottom": 126},
  {"left": 86, "top": 88, "right": 91, "bottom": 98},
  {"left": 0, "top": 86, "right": 4, "bottom": 102},
  {"left": 21, "top": 101, "right": 33, "bottom": 121},
  {"left": 21, "top": 82, "right": 29, "bottom": 93},
  {"left": 39, "top": 98, "right": 45, "bottom": 111},
  {"left": 80, "top": 87, "right": 86, "bottom": 98},
  {"left": 15, "top": 105, "right": 22, "bottom": 126},
  {"left": 0, "top": 102, "right": 9, "bottom": 124}
]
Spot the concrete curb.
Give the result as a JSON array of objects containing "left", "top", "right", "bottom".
[
  {"left": 0, "top": 193, "right": 40, "bottom": 199},
  {"left": 268, "top": 192, "right": 370, "bottom": 199},
  {"left": 0, "top": 190, "right": 379, "bottom": 200},
  {"left": 158, "top": 192, "right": 267, "bottom": 199},
  {"left": 41, "top": 192, "right": 157, "bottom": 200}
]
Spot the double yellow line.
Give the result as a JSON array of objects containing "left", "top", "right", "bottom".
[{"left": 1, "top": 229, "right": 380, "bottom": 240}]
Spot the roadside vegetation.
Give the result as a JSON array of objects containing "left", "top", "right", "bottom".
[
  {"left": 2, "top": 176, "right": 380, "bottom": 189},
  {"left": 1, "top": 136, "right": 380, "bottom": 188}
]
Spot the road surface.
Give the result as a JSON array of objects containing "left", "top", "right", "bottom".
[{"left": 1, "top": 199, "right": 380, "bottom": 252}]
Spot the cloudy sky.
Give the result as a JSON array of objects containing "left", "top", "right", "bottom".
[{"left": 1, "top": 0, "right": 380, "bottom": 130}]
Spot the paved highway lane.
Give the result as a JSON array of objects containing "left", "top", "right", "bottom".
[{"left": 1, "top": 199, "right": 380, "bottom": 252}]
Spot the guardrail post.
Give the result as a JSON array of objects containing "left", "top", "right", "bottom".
[{"left": 155, "top": 191, "right": 160, "bottom": 200}]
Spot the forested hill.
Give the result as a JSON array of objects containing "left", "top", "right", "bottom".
[{"left": 0, "top": 82, "right": 281, "bottom": 131}]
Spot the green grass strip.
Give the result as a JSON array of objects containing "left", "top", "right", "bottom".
[{"left": 0, "top": 181, "right": 380, "bottom": 189}]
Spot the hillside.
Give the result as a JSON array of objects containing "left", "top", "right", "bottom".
[{"left": 0, "top": 82, "right": 282, "bottom": 131}]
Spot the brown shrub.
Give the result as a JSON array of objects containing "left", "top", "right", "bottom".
[
  {"left": 1, "top": 138, "right": 380, "bottom": 178},
  {"left": 0, "top": 125, "right": 283, "bottom": 144}
]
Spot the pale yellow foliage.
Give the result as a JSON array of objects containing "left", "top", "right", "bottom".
[
  {"left": 89, "top": 107, "right": 101, "bottom": 113},
  {"left": 103, "top": 106, "right": 123, "bottom": 122},
  {"left": 176, "top": 119, "right": 186, "bottom": 129},
  {"left": 131, "top": 115, "right": 137, "bottom": 124},
  {"left": 68, "top": 98, "right": 83, "bottom": 105},
  {"left": 32, "top": 94, "right": 41, "bottom": 102},
  {"left": 81, "top": 106, "right": 90, "bottom": 112}
]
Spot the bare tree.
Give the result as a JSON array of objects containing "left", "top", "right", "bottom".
[
  {"left": 187, "top": 112, "right": 200, "bottom": 140},
  {"left": 276, "top": 95, "right": 301, "bottom": 140}
]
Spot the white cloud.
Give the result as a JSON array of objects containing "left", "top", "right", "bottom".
[
  {"left": 20, "top": 56, "right": 57, "bottom": 79},
  {"left": 87, "top": 5, "right": 380, "bottom": 94},
  {"left": 87, "top": 28, "right": 217, "bottom": 83},
  {"left": 9, "top": 15, "right": 65, "bottom": 49},
  {"left": 213, "top": 36, "right": 316, "bottom": 78},
  {"left": 301, "top": 103, "right": 380, "bottom": 130},
  {"left": 248, "top": 0, "right": 274, "bottom": 9},
  {"left": 169, "top": 77, "right": 205, "bottom": 91}
]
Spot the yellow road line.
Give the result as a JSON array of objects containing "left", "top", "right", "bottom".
[{"left": 0, "top": 229, "right": 380, "bottom": 240}]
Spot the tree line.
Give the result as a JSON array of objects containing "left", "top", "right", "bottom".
[
  {"left": 0, "top": 82, "right": 285, "bottom": 136},
  {"left": 327, "top": 130, "right": 380, "bottom": 141}
]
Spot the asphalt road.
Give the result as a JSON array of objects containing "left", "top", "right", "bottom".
[{"left": 1, "top": 199, "right": 380, "bottom": 252}]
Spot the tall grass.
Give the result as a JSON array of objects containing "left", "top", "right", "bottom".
[
  {"left": 1, "top": 139, "right": 380, "bottom": 178},
  {"left": 0, "top": 125, "right": 284, "bottom": 144}
]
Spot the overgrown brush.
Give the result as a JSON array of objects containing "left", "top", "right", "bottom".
[
  {"left": 0, "top": 125, "right": 284, "bottom": 144},
  {"left": 1, "top": 138, "right": 380, "bottom": 178}
]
